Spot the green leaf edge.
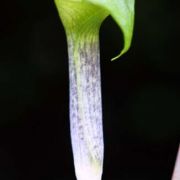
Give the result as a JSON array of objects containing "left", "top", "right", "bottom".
[{"left": 85, "top": 0, "right": 135, "bottom": 60}]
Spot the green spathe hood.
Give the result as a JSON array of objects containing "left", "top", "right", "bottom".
[{"left": 55, "top": 0, "right": 135, "bottom": 60}]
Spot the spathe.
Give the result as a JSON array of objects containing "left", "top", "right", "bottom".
[{"left": 55, "top": 0, "right": 135, "bottom": 60}]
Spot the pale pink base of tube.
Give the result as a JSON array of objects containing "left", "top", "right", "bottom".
[{"left": 172, "top": 145, "right": 180, "bottom": 180}]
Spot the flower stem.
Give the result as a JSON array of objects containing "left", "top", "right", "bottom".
[
  {"left": 67, "top": 30, "right": 104, "bottom": 180},
  {"left": 54, "top": 1, "right": 135, "bottom": 179}
]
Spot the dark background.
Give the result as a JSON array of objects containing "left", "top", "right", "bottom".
[{"left": 0, "top": 0, "right": 180, "bottom": 179}]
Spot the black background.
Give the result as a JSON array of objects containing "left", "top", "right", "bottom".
[{"left": 0, "top": 0, "right": 180, "bottom": 179}]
